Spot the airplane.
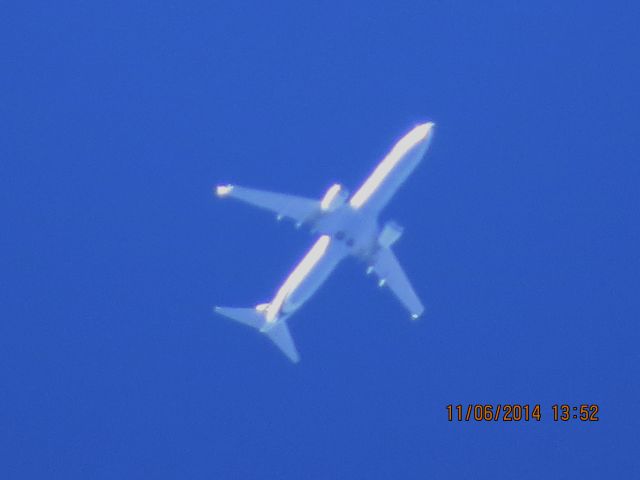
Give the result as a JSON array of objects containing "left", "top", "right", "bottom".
[{"left": 214, "top": 122, "right": 435, "bottom": 362}]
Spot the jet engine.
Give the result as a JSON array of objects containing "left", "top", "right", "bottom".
[
  {"left": 378, "top": 220, "right": 404, "bottom": 248},
  {"left": 320, "top": 183, "right": 349, "bottom": 212}
]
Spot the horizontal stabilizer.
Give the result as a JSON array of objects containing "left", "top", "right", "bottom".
[
  {"left": 215, "top": 306, "right": 300, "bottom": 363},
  {"left": 214, "top": 306, "right": 264, "bottom": 329},
  {"left": 263, "top": 321, "right": 300, "bottom": 363},
  {"left": 215, "top": 184, "right": 320, "bottom": 225}
]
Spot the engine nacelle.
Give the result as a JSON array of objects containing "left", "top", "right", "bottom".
[
  {"left": 378, "top": 220, "right": 404, "bottom": 248},
  {"left": 320, "top": 183, "right": 349, "bottom": 212}
]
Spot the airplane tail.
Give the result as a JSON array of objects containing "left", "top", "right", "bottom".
[{"left": 214, "top": 306, "right": 300, "bottom": 363}]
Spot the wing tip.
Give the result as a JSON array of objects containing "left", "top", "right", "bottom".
[
  {"left": 215, "top": 185, "right": 234, "bottom": 197},
  {"left": 410, "top": 307, "right": 425, "bottom": 320},
  {"left": 289, "top": 352, "right": 301, "bottom": 363}
]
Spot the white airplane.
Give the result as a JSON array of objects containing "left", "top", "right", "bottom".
[{"left": 215, "top": 122, "right": 435, "bottom": 362}]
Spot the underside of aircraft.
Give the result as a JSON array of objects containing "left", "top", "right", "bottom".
[{"left": 215, "top": 122, "right": 435, "bottom": 362}]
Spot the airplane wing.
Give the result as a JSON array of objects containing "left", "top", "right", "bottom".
[
  {"left": 349, "top": 122, "right": 435, "bottom": 214},
  {"left": 370, "top": 247, "right": 424, "bottom": 319},
  {"left": 215, "top": 184, "right": 320, "bottom": 225}
]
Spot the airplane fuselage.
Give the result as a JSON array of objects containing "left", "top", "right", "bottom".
[
  {"left": 313, "top": 205, "right": 379, "bottom": 258},
  {"left": 215, "top": 122, "right": 435, "bottom": 362}
]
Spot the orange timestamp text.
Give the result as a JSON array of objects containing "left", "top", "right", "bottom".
[{"left": 446, "top": 404, "right": 600, "bottom": 422}]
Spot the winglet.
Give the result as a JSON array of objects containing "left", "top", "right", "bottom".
[{"left": 215, "top": 185, "right": 234, "bottom": 197}]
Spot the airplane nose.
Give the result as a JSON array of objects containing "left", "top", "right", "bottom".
[
  {"left": 421, "top": 122, "right": 435, "bottom": 136},
  {"left": 410, "top": 122, "right": 435, "bottom": 142}
]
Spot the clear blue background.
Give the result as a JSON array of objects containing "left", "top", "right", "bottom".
[{"left": 2, "top": 1, "right": 639, "bottom": 478}]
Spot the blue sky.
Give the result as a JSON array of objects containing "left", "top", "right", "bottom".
[{"left": 2, "top": 1, "right": 639, "bottom": 478}]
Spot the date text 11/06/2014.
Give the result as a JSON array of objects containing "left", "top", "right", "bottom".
[{"left": 446, "top": 404, "right": 600, "bottom": 422}]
